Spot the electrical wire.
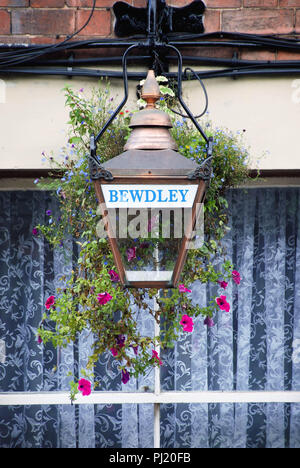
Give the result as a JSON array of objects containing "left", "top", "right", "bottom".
[{"left": 0, "top": 0, "right": 97, "bottom": 69}]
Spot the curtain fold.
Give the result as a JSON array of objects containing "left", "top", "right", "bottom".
[{"left": 0, "top": 188, "right": 300, "bottom": 448}]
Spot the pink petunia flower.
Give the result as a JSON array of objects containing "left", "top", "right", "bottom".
[
  {"left": 180, "top": 314, "right": 194, "bottom": 332},
  {"left": 78, "top": 378, "right": 91, "bottom": 396},
  {"left": 126, "top": 247, "right": 136, "bottom": 262},
  {"left": 110, "top": 347, "right": 118, "bottom": 357},
  {"left": 217, "top": 280, "right": 228, "bottom": 289},
  {"left": 108, "top": 269, "right": 120, "bottom": 282},
  {"left": 178, "top": 284, "right": 192, "bottom": 293},
  {"left": 97, "top": 292, "right": 113, "bottom": 305},
  {"left": 121, "top": 369, "right": 130, "bottom": 384},
  {"left": 204, "top": 316, "right": 214, "bottom": 327},
  {"left": 45, "top": 295, "right": 55, "bottom": 310},
  {"left": 232, "top": 270, "right": 241, "bottom": 285},
  {"left": 152, "top": 350, "right": 163, "bottom": 366},
  {"left": 216, "top": 295, "right": 230, "bottom": 312}
]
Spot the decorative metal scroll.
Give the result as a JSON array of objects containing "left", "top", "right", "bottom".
[{"left": 113, "top": 0, "right": 205, "bottom": 38}]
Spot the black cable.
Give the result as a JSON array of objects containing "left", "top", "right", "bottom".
[
  {"left": 170, "top": 67, "right": 208, "bottom": 119},
  {"left": 0, "top": 0, "right": 97, "bottom": 69}
]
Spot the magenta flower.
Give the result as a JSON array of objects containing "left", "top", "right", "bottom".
[
  {"left": 180, "top": 314, "right": 194, "bottom": 332},
  {"left": 78, "top": 378, "right": 91, "bottom": 396},
  {"left": 108, "top": 269, "right": 120, "bottom": 282},
  {"left": 178, "top": 284, "right": 192, "bottom": 293},
  {"left": 121, "top": 369, "right": 130, "bottom": 384},
  {"left": 126, "top": 247, "right": 136, "bottom": 262},
  {"left": 110, "top": 347, "right": 118, "bottom": 357},
  {"left": 216, "top": 295, "right": 230, "bottom": 312},
  {"left": 37, "top": 335, "right": 43, "bottom": 344},
  {"left": 32, "top": 227, "right": 38, "bottom": 236},
  {"left": 97, "top": 292, "right": 112, "bottom": 305},
  {"left": 232, "top": 270, "right": 241, "bottom": 285},
  {"left": 204, "top": 316, "right": 214, "bottom": 327},
  {"left": 217, "top": 280, "right": 228, "bottom": 289},
  {"left": 152, "top": 350, "right": 163, "bottom": 366},
  {"left": 45, "top": 295, "right": 55, "bottom": 310}
]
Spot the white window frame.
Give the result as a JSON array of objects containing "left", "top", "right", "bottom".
[{"left": 1, "top": 181, "right": 300, "bottom": 448}]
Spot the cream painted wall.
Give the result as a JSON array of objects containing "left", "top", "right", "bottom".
[{"left": 0, "top": 72, "right": 299, "bottom": 170}]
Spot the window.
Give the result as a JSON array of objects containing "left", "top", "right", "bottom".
[{"left": 0, "top": 188, "right": 300, "bottom": 448}]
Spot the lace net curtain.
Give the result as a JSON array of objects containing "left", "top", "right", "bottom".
[{"left": 0, "top": 188, "right": 300, "bottom": 448}]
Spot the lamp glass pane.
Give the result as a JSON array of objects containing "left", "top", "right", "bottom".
[{"left": 100, "top": 184, "right": 199, "bottom": 284}]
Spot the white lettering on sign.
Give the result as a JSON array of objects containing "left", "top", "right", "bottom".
[{"left": 101, "top": 185, "right": 198, "bottom": 208}]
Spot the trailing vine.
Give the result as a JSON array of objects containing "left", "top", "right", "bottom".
[{"left": 35, "top": 78, "right": 253, "bottom": 402}]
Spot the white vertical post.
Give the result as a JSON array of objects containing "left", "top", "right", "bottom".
[
  {"left": 154, "top": 292, "right": 160, "bottom": 449},
  {"left": 153, "top": 243, "right": 161, "bottom": 448}
]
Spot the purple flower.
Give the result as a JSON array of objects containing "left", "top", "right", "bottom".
[
  {"left": 131, "top": 345, "right": 139, "bottom": 355},
  {"left": 116, "top": 335, "right": 125, "bottom": 348},
  {"left": 46, "top": 210, "right": 52, "bottom": 216},
  {"left": 204, "top": 316, "right": 214, "bottom": 327},
  {"left": 32, "top": 227, "right": 38, "bottom": 236},
  {"left": 37, "top": 335, "right": 43, "bottom": 344},
  {"left": 126, "top": 247, "right": 136, "bottom": 262},
  {"left": 121, "top": 369, "right": 130, "bottom": 384},
  {"left": 109, "top": 269, "right": 120, "bottom": 282}
]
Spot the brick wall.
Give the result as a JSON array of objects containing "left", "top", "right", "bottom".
[{"left": 0, "top": 0, "right": 299, "bottom": 59}]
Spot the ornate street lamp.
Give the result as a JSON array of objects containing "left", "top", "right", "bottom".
[
  {"left": 90, "top": 69, "right": 212, "bottom": 289},
  {"left": 89, "top": 0, "right": 213, "bottom": 289}
]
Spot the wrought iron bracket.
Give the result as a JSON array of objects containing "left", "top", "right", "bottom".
[
  {"left": 113, "top": 0, "right": 205, "bottom": 39},
  {"left": 89, "top": 0, "right": 213, "bottom": 179},
  {"left": 89, "top": 134, "right": 114, "bottom": 181}
]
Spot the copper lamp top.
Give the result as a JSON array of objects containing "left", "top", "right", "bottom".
[{"left": 124, "top": 69, "right": 177, "bottom": 151}]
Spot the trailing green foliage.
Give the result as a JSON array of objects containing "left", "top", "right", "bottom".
[{"left": 36, "top": 78, "right": 253, "bottom": 401}]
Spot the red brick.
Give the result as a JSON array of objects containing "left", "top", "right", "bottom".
[
  {"left": 277, "top": 49, "right": 300, "bottom": 60},
  {"left": 280, "top": 1, "right": 300, "bottom": 6},
  {"left": 66, "top": 0, "right": 116, "bottom": 6},
  {"left": 205, "top": 0, "right": 242, "bottom": 7},
  {"left": 204, "top": 9, "right": 220, "bottom": 33},
  {"left": 12, "top": 9, "right": 75, "bottom": 35},
  {"left": 167, "top": 0, "right": 193, "bottom": 5},
  {"left": 222, "top": 9, "right": 294, "bottom": 34},
  {"left": 240, "top": 49, "right": 276, "bottom": 61},
  {"left": 0, "top": 10, "right": 10, "bottom": 34},
  {"left": 76, "top": 9, "right": 111, "bottom": 36},
  {"left": 31, "top": 0, "right": 65, "bottom": 7},
  {"left": 0, "top": 0, "right": 28, "bottom": 6},
  {"left": 244, "top": 0, "right": 278, "bottom": 6},
  {"left": 296, "top": 10, "right": 300, "bottom": 33},
  {"left": 132, "top": 0, "right": 147, "bottom": 6}
]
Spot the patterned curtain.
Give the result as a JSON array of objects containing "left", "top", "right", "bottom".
[{"left": 0, "top": 188, "right": 300, "bottom": 448}]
